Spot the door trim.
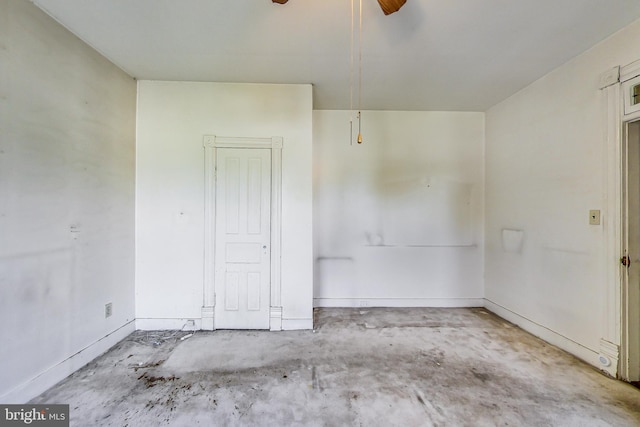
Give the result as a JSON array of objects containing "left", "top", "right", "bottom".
[
  {"left": 601, "top": 60, "right": 640, "bottom": 380},
  {"left": 621, "top": 119, "right": 640, "bottom": 381},
  {"left": 600, "top": 70, "right": 623, "bottom": 378},
  {"left": 202, "top": 135, "right": 283, "bottom": 331},
  {"left": 619, "top": 62, "right": 640, "bottom": 380}
]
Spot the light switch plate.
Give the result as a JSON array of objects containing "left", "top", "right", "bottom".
[{"left": 589, "top": 210, "right": 601, "bottom": 225}]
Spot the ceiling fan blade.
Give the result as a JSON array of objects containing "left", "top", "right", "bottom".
[
  {"left": 273, "top": 0, "right": 406, "bottom": 15},
  {"left": 377, "top": 0, "right": 407, "bottom": 15}
]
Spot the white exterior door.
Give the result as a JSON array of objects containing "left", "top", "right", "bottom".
[{"left": 214, "top": 148, "right": 271, "bottom": 329}]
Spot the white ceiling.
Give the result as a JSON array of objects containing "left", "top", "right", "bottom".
[{"left": 33, "top": 0, "right": 640, "bottom": 111}]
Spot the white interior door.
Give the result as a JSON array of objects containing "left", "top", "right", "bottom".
[
  {"left": 214, "top": 148, "right": 271, "bottom": 329},
  {"left": 625, "top": 120, "right": 640, "bottom": 381}
]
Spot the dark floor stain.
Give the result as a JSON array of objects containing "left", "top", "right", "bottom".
[
  {"left": 471, "top": 369, "right": 491, "bottom": 383},
  {"left": 138, "top": 372, "right": 178, "bottom": 388},
  {"left": 312, "top": 366, "right": 323, "bottom": 391}
]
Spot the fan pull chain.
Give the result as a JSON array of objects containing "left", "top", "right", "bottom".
[
  {"left": 357, "top": 0, "right": 363, "bottom": 144},
  {"left": 350, "top": 0, "right": 355, "bottom": 145}
]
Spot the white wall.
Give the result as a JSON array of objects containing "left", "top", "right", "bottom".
[
  {"left": 485, "top": 18, "right": 640, "bottom": 365},
  {"left": 313, "top": 111, "right": 484, "bottom": 307},
  {"left": 136, "top": 81, "right": 313, "bottom": 329},
  {"left": 0, "top": 0, "right": 136, "bottom": 402}
]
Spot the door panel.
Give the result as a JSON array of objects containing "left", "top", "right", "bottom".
[
  {"left": 627, "top": 120, "right": 640, "bottom": 381},
  {"left": 225, "top": 157, "right": 241, "bottom": 234},
  {"left": 224, "top": 271, "right": 240, "bottom": 311},
  {"left": 215, "top": 148, "right": 271, "bottom": 329},
  {"left": 247, "top": 158, "right": 264, "bottom": 234}
]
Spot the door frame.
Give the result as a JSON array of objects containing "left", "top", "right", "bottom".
[
  {"left": 202, "top": 135, "right": 283, "bottom": 331},
  {"left": 602, "top": 59, "right": 640, "bottom": 380},
  {"left": 622, "top": 119, "right": 640, "bottom": 381}
]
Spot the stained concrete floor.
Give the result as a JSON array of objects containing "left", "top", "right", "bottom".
[{"left": 32, "top": 308, "right": 640, "bottom": 426}]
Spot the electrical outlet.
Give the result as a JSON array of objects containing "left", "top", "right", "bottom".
[
  {"left": 589, "top": 210, "right": 601, "bottom": 225},
  {"left": 105, "top": 302, "right": 113, "bottom": 318}
]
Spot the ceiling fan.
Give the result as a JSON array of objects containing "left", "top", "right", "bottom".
[
  {"left": 271, "top": 0, "right": 406, "bottom": 144},
  {"left": 272, "top": 0, "right": 407, "bottom": 16}
]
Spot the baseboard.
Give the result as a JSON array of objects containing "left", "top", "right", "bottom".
[
  {"left": 282, "top": 318, "right": 313, "bottom": 330},
  {"left": 314, "top": 298, "right": 484, "bottom": 308},
  {"left": 201, "top": 307, "right": 214, "bottom": 331},
  {"left": 483, "top": 299, "right": 601, "bottom": 368},
  {"left": 0, "top": 321, "right": 135, "bottom": 404},
  {"left": 599, "top": 339, "right": 619, "bottom": 378},
  {"left": 135, "top": 318, "right": 202, "bottom": 331},
  {"left": 270, "top": 306, "right": 283, "bottom": 331},
  {"left": 136, "top": 317, "right": 311, "bottom": 331}
]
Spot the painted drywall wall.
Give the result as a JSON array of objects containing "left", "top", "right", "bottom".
[
  {"left": 136, "top": 81, "right": 313, "bottom": 329},
  {"left": 485, "top": 18, "right": 640, "bottom": 363},
  {"left": 0, "top": 0, "right": 136, "bottom": 402},
  {"left": 313, "top": 111, "right": 484, "bottom": 306}
]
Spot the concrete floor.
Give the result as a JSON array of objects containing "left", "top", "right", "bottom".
[{"left": 32, "top": 308, "right": 640, "bottom": 426}]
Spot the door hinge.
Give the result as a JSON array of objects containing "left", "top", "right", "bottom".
[{"left": 621, "top": 255, "right": 631, "bottom": 267}]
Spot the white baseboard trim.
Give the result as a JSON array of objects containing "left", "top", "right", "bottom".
[
  {"left": 270, "top": 306, "right": 283, "bottom": 331},
  {"left": 282, "top": 318, "right": 313, "bottom": 330},
  {"left": 483, "top": 299, "right": 601, "bottom": 369},
  {"left": 0, "top": 321, "right": 135, "bottom": 404},
  {"left": 201, "top": 306, "right": 214, "bottom": 331},
  {"left": 135, "top": 318, "right": 202, "bottom": 331},
  {"left": 599, "top": 339, "right": 619, "bottom": 378},
  {"left": 314, "top": 298, "right": 484, "bottom": 308},
  {"left": 136, "top": 317, "right": 311, "bottom": 331}
]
